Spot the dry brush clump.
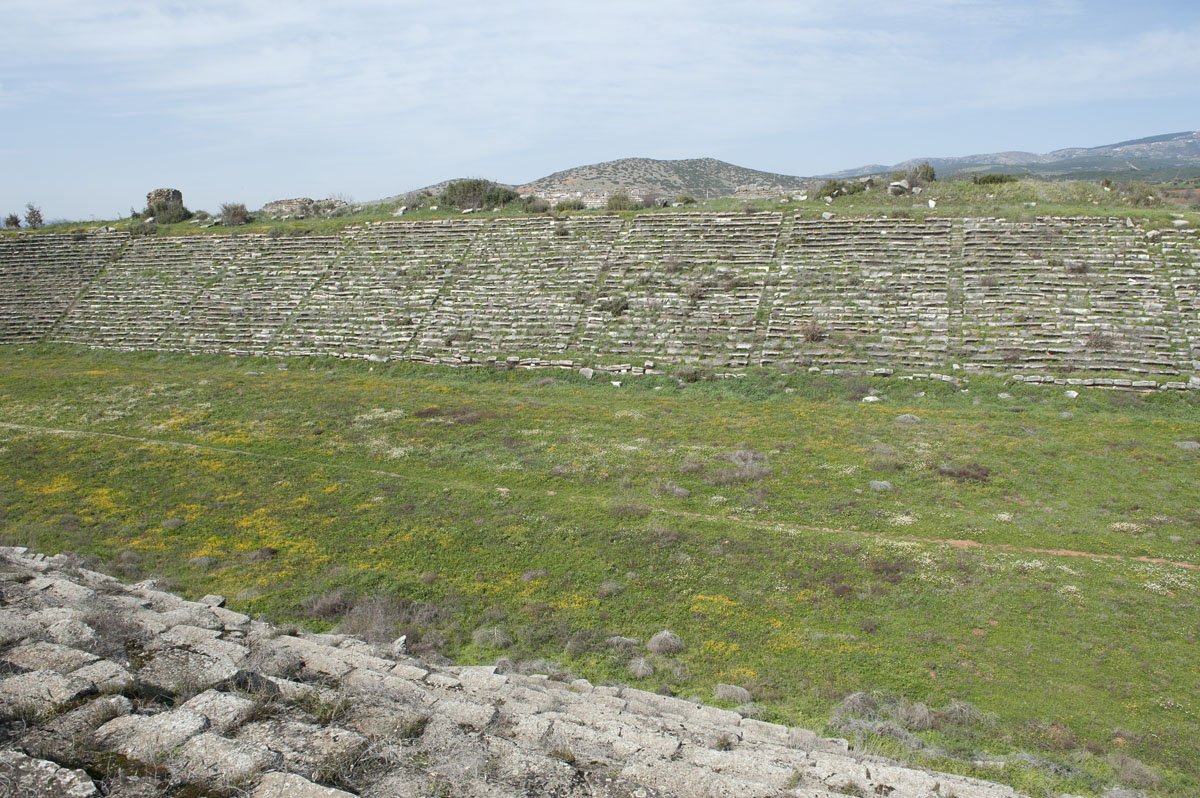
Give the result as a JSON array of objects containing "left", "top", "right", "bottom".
[{"left": 710, "top": 446, "right": 771, "bottom": 485}]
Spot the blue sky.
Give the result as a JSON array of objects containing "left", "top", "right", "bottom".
[{"left": 2, "top": 1, "right": 1198, "bottom": 221}]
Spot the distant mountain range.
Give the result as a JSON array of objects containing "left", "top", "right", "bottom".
[
  {"left": 824, "top": 131, "right": 1200, "bottom": 182},
  {"left": 389, "top": 132, "right": 1200, "bottom": 206}
]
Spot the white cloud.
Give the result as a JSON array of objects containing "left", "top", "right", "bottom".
[{"left": 2, "top": 0, "right": 1197, "bottom": 217}]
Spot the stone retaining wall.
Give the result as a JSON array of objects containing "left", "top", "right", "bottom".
[{"left": 0, "top": 217, "right": 1196, "bottom": 386}]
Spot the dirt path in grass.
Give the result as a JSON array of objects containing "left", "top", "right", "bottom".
[{"left": 4, "top": 420, "right": 1197, "bottom": 572}]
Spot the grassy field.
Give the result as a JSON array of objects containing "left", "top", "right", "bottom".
[
  {"left": 1, "top": 345, "right": 1198, "bottom": 796},
  {"left": 4, "top": 176, "right": 1197, "bottom": 241}
]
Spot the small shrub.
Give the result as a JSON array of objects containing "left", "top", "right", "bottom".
[
  {"left": 306, "top": 588, "right": 353, "bottom": 619},
  {"left": 971, "top": 173, "right": 1018, "bottom": 185},
  {"left": 675, "top": 194, "right": 696, "bottom": 205},
  {"left": 833, "top": 692, "right": 877, "bottom": 720},
  {"left": 627, "top": 657, "right": 654, "bottom": 679},
  {"left": 711, "top": 447, "right": 771, "bottom": 484},
  {"left": 472, "top": 627, "right": 513, "bottom": 648},
  {"left": 646, "top": 630, "right": 685, "bottom": 655},
  {"left": 145, "top": 200, "right": 192, "bottom": 224},
  {"left": 221, "top": 203, "right": 250, "bottom": 226},
  {"left": 675, "top": 365, "right": 713, "bottom": 383},
  {"left": 596, "top": 295, "right": 629, "bottom": 316},
  {"left": 130, "top": 221, "right": 158, "bottom": 237},
  {"left": 802, "top": 319, "right": 827, "bottom": 343},
  {"left": 337, "top": 595, "right": 407, "bottom": 643},
  {"left": 608, "top": 501, "right": 649, "bottom": 519},
  {"left": 605, "top": 191, "right": 638, "bottom": 211},
  {"left": 554, "top": 198, "right": 586, "bottom": 212},
  {"left": 520, "top": 196, "right": 550, "bottom": 213},
  {"left": 1107, "top": 752, "right": 1161, "bottom": 789},
  {"left": 3, "top": 213, "right": 19, "bottom": 229},
  {"left": 897, "top": 701, "right": 935, "bottom": 731},
  {"left": 597, "top": 580, "right": 624, "bottom": 598},
  {"left": 292, "top": 689, "right": 352, "bottom": 725},
  {"left": 438, "top": 179, "right": 518, "bottom": 210},
  {"left": 935, "top": 699, "right": 982, "bottom": 728},
  {"left": 936, "top": 462, "right": 991, "bottom": 482},
  {"left": 549, "top": 746, "right": 576, "bottom": 765},
  {"left": 1086, "top": 330, "right": 1115, "bottom": 351},
  {"left": 1065, "top": 261, "right": 1089, "bottom": 274},
  {"left": 24, "top": 203, "right": 44, "bottom": 229}
]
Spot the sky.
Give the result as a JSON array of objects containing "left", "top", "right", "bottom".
[{"left": 2, "top": 1, "right": 1198, "bottom": 221}]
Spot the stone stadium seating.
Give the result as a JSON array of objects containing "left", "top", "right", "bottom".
[
  {"left": 275, "top": 220, "right": 484, "bottom": 358},
  {"left": 415, "top": 216, "right": 623, "bottom": 359},
  {"left": 1, "top": 215, "right": 1196, "bottom": 386},
  {"left": 576, "top": 213, "right": 782, "bottom": 367},
  {"left": 0, "top": 232, "right": 127, "bottom": 344},
  {"left": 762, "top": 218, "right": 953, "bottom": 369}
]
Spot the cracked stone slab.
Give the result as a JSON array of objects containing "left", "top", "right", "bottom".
[
  {"left": 94, "top": 709, "right": 209, "bottom": 762},
  {"left": 71, "top": 660, "right": 134, "bottom": 694},
  {"left": 179, "top": 689, "right": 257, "bottom": 733},
  {"left": 1, "top": 641, "right": 99, "bottom": 674},
  {"left": 252, "top": 772, "right": 356, "bottom": 798},
  {"left": 0, "top": 670, "right": 97, "bottom": 717},
  {"left": 0, "top": 749, "right": 98, "bottom": 797},
  {"left": 171, "top": 732, "right": 281, "bottom": 787},
  {"left": 237, "top": 720, "right": 367, "bottom": 777},
  {"left": 135, "top": 645, "right": 240, "bottom": 695}
]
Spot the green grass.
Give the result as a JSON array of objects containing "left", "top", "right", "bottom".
[{"left": 1, "top": 345, "right": 1198, "bottom": 796}]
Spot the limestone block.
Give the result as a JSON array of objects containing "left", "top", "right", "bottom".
[
  {"left": 135, "top": 646, "right": 240, "bottom": 695},
  {"left": 252, "top": 772, "right": 356, "bottom": 798},
  {"left": 0, "top": 749, "right": 98, "bottom": 797},
  {"left": 94, "top": 709, "right": 209, "bottom": 762},
  {"left": 180, "top": 688, "right": 256, "bottom": 733},
  {"left": 171, "top": 732, "right": 281, "bottom": 786},
  {"left": 237, "top": 720, "right": 367, "bottom": 778},
  {"left": 0, "top": 670, "right": 97, "bottom": 717},
  {"left": 1, "top": 641, "right": 99, "bottom": 674},
  {"left": 71, "top": 660, "right": 134, "bottom": 694}
]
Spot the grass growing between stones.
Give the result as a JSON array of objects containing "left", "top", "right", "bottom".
[{"left": 1, "top": 345, "right": 1198, "bottom": 796}]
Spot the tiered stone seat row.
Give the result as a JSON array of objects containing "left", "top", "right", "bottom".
[
  {"left": 577, "top": 213, "right": 783, "bottom": 367},
  {"left": 0, "top": 233, "right": 127, "bottom": 343},
  {"left": 762, "top": 218, "right": 954, "bottom": 369},
  {"left": 959, "top": 218, "right": 1186, "bottom": 375},
  {"left": 415, "top": 216, "right": 624, "bottom": 358},
  {"left": 2, "top": 217, "right": 1198, "bottom": 385},
  {"left": 53, "top": 236, "right": 245, "bottom": 349},
  {"left": 157, "top": 236, "right": 343, "bottom": 356},
  {"left": 1161, "top": 229, "right": 1200, "bottom": 366},
  {"left": 275, "top": 220, "right": 484, "bottom": 358}
]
